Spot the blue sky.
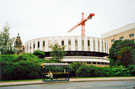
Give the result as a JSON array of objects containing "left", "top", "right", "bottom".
[{"left": 0, "top": 0, "right": 135, "bottom": 43}]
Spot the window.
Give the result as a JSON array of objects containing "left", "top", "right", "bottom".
[
  {"left": 43, "top": 41, "right": 45, "bottom": 47},
  {"left": 98, "top": 40, "right": 100, "bottom": 51},
  {"left": 88, "top": 40, "right": 90, "bottom": 46},
  {"left": 119, "top": 36, "right": 124, "bottom": 40},
  {"left": 102, "top": 41, "right": 103, "bottom": 51},
  {"left": 75, "top": 40, "right": 78, "bottom": 46},
  {"left": 82, "top": 40, "right": 84, "bottom": 50},
  {"left": 30, "top": 43, "right": 31, "bottom": 49},
  {"left": 68, "top": 40, "right": 71, "bottom": 46},
  {"left": 111, "top": 39, "right": 115, "bottom": 42},
  {"left": 75, "top": 40, "right": 78, "bottom": 50},
  {"left": 61, "top": 40, "right": 64, "bottom": 45},
  {"left": 129, "top": 33, "right": 134, "bottom": 37},
  {"left": 68, "top": 40, "right": 71, "bottom": 50},
  {"left": 38, "top": 41, "right": 40, "bottom": 48},
  {"left": 93, "top": 40, "right": 95, "bottom": 51}
]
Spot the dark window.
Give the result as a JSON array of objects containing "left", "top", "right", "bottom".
[
  {"left": 38, "top": 41, "right": 40, "bottom": 48},
  {"left": 111, "top": 39, "right": 115, "bottom": 42},
  {"left": 68, "top": 40, "right": 71, "bottom": 46},
  {"left": 119, "top": 36, "right": 124, "bottom": 40},
  {"left": 62, "top": 40, "right": 64, "bottom": 45},
  {"left": 129, "top": 33, "right": 134, "bottom": 37},
  {"left": 98, "top": 40, "right": 100, "bottom": 51},
  {"left": 43, "top": 41, "right": 45, "bottom": 47},
  {"left": 88, "top": 40, "right": 90, "bottom": 46},
  {"left": 75, "top": 40, "right": 78, "bottom": 46},
  {"left": 93, "top": 40, "right": 95, "bottom": 51},
  {"left": 82, "top": 40, "right": 84, "bottom": 50}
]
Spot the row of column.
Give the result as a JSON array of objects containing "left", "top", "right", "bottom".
[{"left": 25, "top": 36, "right": 108, "bottom": 53}]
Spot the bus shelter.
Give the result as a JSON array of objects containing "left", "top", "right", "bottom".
[{"left": 41, "top": 63, "right": 70, "bottom": 82}]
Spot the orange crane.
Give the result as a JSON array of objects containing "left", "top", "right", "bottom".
[{"left": 68, "top": 12, "right": 95, "bottom": 36}]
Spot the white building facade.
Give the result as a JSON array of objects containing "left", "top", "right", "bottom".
[{"left": 25, "top": 36, "right": 109, "bottom": 66}]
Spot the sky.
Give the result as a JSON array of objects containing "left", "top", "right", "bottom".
[{"left": 0, "top": 0, "right": 135, "bottom": 43}]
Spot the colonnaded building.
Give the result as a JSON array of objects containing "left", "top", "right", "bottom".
[{"left": 25, "top": 36, "right": 109, "bottom": 67}]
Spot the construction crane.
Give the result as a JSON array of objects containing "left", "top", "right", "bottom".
[{"left": 68, "top": 12, "right": 95, "bottom": 36}]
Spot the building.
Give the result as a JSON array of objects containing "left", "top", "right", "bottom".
[
  {"left": 101, "top": 23, "right": 135, "bottom": 49},
  {"left": 14, "top": 33, "right": 24, "bottom": 54},
  {"left": 25, "top": 36, "right": 109, "bottom": 67}
]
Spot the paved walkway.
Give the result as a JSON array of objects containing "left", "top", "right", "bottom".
[{"left": 0, "top": 77, "right": 135, "bottom": 87}]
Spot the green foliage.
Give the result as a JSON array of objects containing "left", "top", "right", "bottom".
[
  {"left": 76, "top": 65, "right": 99, "bottom": 77},
  {"left": 0, "top": 53, "right": 42, "bottom": 80},
  {"left": 33, "top": 50, "right": 45, "bottom": 58},
  {"left": 0, "top": 54, "right": 18, "bottom": 62},
  {"left": 12, "top": 61, "right": 41, "bottom": 80},
  {"left": 16, "top": 53, "right": 38, "bottom": 62},
  {"left": 109, "top": 66, "right": 130, "bottom": 76},
  {"left": 109, "top": 40, "right": 135, "bottom": 67},
  {"left": 0, "top": 25, "right": 15, "bottom": 54},
  {"left": 128, "top": 65, "right": 135, "bottom": 76},
  {"left": 50, "top": 44, "right": 66, "bottom": 62},
  {"left": 70, "top": 63, "right": 132, "bottom": 77},
  {"left": 69, "top": 62, "right": 81, "bottom": 77}
]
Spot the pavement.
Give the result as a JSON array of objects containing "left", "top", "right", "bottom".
[{"left": 0, "top": 77, "right": 135, "bottom": 87}]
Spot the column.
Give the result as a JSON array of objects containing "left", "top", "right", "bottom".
[
  {"left": 90, "top": 38, "right": 93, "bottom": 51},
  {"left": 95, "top": 38, "right": 98, "bottom": 52},
  {"left": 103, "top": 40, "right": 105, "bottom": 53},
  {"left": 84, "top": 37, "right": 88, "bottom": 51},
  {"left": 71, "top": 37, "right": 75, "bottom": 51},
  {"left": 39, "top": 39, "right": 43, "bottom": 51},
  {"left": 31, "top": 41, "right": 33, "bottom": 53},
  {"left": 45, "top": 39, "right": 48, "bottom": 52},
  {"left": 99, "top": 39, "right": 102, "bottom": 52},
  {"left": 78, "top": 36, "right": 82, "bottom": 51},
  {"left": 64, "top": 37, "right": 68, "bottom": 51}
]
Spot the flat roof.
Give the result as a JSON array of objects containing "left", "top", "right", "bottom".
[{"left": 101, "top": 23, "right": 135, "bottom": 38}]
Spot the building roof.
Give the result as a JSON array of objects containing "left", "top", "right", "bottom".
[{"left": 101, "top": 23, "right": 135, "bottom": 38}]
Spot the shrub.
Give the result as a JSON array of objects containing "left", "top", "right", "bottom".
[
  {"left": 128, "top": 65, "right": 135, "bottom": 76},
  {"left": 12, "top": 61, "right": 41, "bottom": 80},
  {"left": 0, "top": 53, "right": 42, "bottom": 80},
  {"left": 33, "top": 50, "right": 45, "bottom": 58},
  {"left": 76, "top": 65, "right": 100, "bottom": 77},
  {"left": 69, "top": 62, "right": 81, "bottom": 77}
]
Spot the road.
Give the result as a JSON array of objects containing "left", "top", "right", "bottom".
[{"left": 1, "top": 80, "right": 135, "bottom": 89}]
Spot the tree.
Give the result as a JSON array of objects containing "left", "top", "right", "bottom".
[
  {"left": 0, "top": 25, "right": 15, "bottom": 54},
  {"left": 33, "top": 50, "right": 45, "bottom": 58},
  {"left": 50, "top": 44, "right": 66, "bottom": 62},
  {"left": 109, "top": 40, "right": 135, "bottom": 67}
]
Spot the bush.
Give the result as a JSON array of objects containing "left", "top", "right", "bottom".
[
  {"left": 12, "top": 61, "right": 41, "bottom": 80},
  {"left": 0, "top": 53, "right": 42, "bottom": 80},
  {"left": 76, "top": 64, "right": 130, "bottom": 77},
  {"left": 33, "top": 50, "right": 45, "bottom": 58},
  {"left": 69, "top": 62, "right": 81, "bottom": 77},
  {"left": 128, "top": 65, "right": 135, "bottom": 76},
  {"left": 76, "top": 65, "right": 100, "bottom": 77}
]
